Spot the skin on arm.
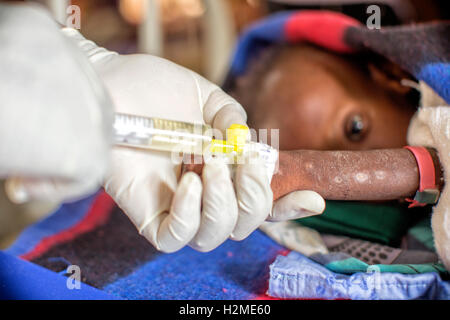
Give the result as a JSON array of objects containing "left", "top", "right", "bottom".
[
  {"left": 184, "top": 147, "right": 443, "bottom": 202},
  {"left": 271, "top": 148, "right": 419, "bottom": 201}
]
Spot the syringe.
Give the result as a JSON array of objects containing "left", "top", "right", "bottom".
[
  {"left": 5, "top": 114, "right": 278, "bottom": 204},
  {"left": 113, "top": 113, "right": 278, "bottom": 178},
  {"left": 114, "top": 113, "right": 225, "bottom": 155}
]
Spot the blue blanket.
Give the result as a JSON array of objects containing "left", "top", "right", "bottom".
[{"left": 268, "top": 251, "right": 450, "bottom": 300}]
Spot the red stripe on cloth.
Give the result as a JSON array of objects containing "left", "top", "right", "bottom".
[
  {"left": 20, "top": 191, "right": 116, "bottom": 261},
  {"left": 285, "top": 11, "right": 361, "bottom": 53}
]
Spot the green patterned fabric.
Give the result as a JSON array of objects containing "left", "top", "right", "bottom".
[
  {"left": 323, "top": 257, "right": 448, "bottom": 276},
  {"left": 297, "top": 201, "right": 429, "bottom": 246},
  {"left": 300, "top": 202, "right": 443, "bottom": 276}
]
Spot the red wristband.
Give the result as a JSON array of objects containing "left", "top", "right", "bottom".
[{"left": 404, "top": 146, "right": 440, "bottom": 208}]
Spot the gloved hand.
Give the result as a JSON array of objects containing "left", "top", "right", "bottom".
[
  {"left": 62, "top": 28, "right": 326, "bottom": 253},
  {"left": 0, "top": 4, "right": 113, "bottom": 203}
]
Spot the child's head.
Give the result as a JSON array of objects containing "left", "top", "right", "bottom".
[{"left": 230, "top": 43, "right": 418, "bottom": 151}]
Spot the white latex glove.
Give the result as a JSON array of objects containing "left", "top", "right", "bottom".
[
  {"left": 0, "top": 4, "right": 113, "bottom": 203},
  {"left": 62, "top": 28, "right": 325, "bottom": 253}
]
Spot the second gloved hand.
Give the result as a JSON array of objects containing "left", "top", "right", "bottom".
[{"left": 62, "top": 28, "right": 325, "bottom": 253}]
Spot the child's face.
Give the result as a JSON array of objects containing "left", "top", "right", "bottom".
[{"left": 239, "top": 44, "right": 416, "bottom": 151}]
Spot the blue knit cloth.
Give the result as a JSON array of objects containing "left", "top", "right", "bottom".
[
  {"left": 5, "top": 192, "right": 286, "bottom": 300},
  {"left": 103, "top": 231, "right": 284, "bottom": 300}
]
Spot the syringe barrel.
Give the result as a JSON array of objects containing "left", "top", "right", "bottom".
[{"left": 113, "top": 113, "right": 213, "bottom": 155}]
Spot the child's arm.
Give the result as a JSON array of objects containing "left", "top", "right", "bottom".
[
  {"left": 184, "top": 148, "right": 443, "bottom": 202},
  {"left": 272, "top": 148, "right": 441, "bottom": 201}
]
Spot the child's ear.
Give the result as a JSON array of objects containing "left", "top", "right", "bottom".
[{"left": 367, "top": 61, "right": 415, "bottom": 96}]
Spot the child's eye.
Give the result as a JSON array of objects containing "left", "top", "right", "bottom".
[{"left": 345, "top": 114, "right": 368, "bottom": 142}]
